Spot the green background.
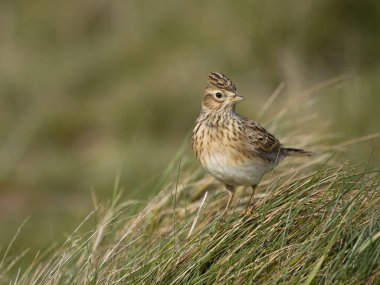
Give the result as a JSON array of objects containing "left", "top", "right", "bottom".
[{"left": 0, "top": 0, "right": 379, "bottom": 257}]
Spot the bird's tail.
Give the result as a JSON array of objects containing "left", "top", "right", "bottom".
[{"left": 283, "top": 147, "right": 313, "bottom": 157}]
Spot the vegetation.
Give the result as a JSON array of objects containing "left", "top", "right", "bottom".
[
  {"left": 1, "top": 85, "right": 379, "bottom": 283},
  {"left": 1, "top": 150, "right": 379, "bottom": 284},
  {"left": 0, "top": 0, "right": 379, "bottom": 283}
]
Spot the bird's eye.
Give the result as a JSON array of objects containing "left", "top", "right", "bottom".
[{"left": 215, "top": 92, "right": 223, "bottom": 99}]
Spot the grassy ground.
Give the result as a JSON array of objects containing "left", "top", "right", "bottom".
[
  {"left": 1, "top": 87, "right": 379, "bottom": 284},
  {"left": 1, "top": 1, "right": 380, "bottom": 283},
  {"left": 1, "top": 150, "right": 379, "bottom": 284}
]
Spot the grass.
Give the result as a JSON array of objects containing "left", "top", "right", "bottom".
[
  {"left": 1, "top": 86, "right": 379, "bottom": 284},
  {"left": 2, "top": 0, "right": 380, "bottom": 255},
  {"left": 1, "top": 158, "right": 379, "bottom": 284}
]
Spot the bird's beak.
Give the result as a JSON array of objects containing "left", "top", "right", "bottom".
[{"left": 230, "top": 94, "right": 245, "bottom": 102}]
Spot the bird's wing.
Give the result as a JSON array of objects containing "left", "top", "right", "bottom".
[{"left": 243, "top": 119, "right": 283, "bottom": 161}]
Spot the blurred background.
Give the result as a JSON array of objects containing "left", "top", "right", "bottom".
[{"left": 0, "top": 0, "right": 379, "bottom": 258}]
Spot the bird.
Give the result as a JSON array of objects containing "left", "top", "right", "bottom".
[{"left": 191, "top": 72, "right": 311, "bottom": 217}]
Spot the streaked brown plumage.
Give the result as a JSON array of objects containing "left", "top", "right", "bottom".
[{"left": 192, "top": 72, "right": 311, "bottom": 217}]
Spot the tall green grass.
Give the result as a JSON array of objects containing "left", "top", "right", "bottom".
[{"left": 1, "top": 159, "right": 379, "bottom": 284}]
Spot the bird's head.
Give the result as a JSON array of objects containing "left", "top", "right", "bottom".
[{"left": 202, "top": 72, "right": 245, "bottom": 112}]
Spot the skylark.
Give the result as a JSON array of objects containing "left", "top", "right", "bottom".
[{"left": 192, "top": 72, "right": 311, "bottom": 217}]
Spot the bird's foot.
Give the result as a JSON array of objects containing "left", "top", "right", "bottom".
[{"left": 240, "top": 206, "right": 255, "bottom": 217}]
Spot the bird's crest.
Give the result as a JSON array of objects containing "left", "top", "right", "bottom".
[{"left": 208, "top": 72, "right": 237, "bottom": 93}]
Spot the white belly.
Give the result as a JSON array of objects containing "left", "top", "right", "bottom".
[{"left": 202, "top": 153, "right": 272, "bottom": 186}]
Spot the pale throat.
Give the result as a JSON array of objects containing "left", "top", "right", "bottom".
[{"left": 202, "top": 102, "right": 237, "bottom": 116}]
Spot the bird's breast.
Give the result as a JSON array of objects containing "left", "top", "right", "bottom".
[
  {"left": 201, "top": 151, "right": 270, "bottom": 186},
  {"left": 192, "top": 120, "right": 272, "bottom": 186}
]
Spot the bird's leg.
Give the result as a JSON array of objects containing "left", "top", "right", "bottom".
[
  {"left": 241, "top": 185, "right": 257, "bottom": 217},
  {"left": 250, "top": 184, "right": 257, "bottom": 206},
  {"left": 222, "top": 184, "right": 235, "bottom": 219}
]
